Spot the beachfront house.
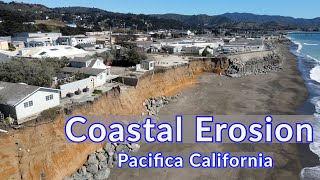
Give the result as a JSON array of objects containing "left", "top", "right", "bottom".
[
  {"left": 59, "top": 57, "right": 115, "bottom": 97},
  {"left": 0, "top": 82, "right": 60, "bottom": 124}
]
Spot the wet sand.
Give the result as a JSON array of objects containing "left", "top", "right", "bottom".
[{"left": 109, "top": 41, "right": 317, "bottom": 180}]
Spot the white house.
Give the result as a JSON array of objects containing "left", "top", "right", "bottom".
[
  {"left": 13, "top": 32, "right": 62, "bottom": 48},
  {"left": 136, "top": 60, "right": 155, "bottom": 71},
  {"left": 0, "top": 82, "right": 60, "bottom": 124},
  {"left": 17, "top": 45, "right": 89, "bottom": 59},
  {"left": 69, "top": 57, "right": 107, "bottom": 69},
  {"left": 60, "top": 56, "right": 114, "bottom": 94}
]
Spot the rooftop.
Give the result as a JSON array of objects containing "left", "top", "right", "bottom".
[
  {"left": 61, "top": 67, "right": 106, "bottom": 76},
  {"left": 18, "top": 45, "right": 89, "bottom": 58},
  {"left": 0, "top": 82, "right": 58, "bottom": 106}
]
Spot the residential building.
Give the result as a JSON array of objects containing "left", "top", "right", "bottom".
[
  {"left": 17, "top": 45, "right": 89, "bottom": 58},
  {"left": 86, "top": 31, "right": 111, "bottom": 36},
  {"left": 165, "top": 45, "right": 183, "bottom": 54},
  {"left": 0, "top": 41, "right": 9, "bottom": 50},
  {"left": 0, "top": 82, "right": 60, "bottom": 124},
  {"left": 60, "top": 67, "right": 109, "bottom": 87},
  {"left": 57, "top": 36, "right": 78, "bottom": 46},
  {"left": 75, "top": 44, "right": 96, "bottom": 51},
  {"left": 57, "top": 36, "right": 96, "bottom": 47},
  {"left": 136, "top": 60, "right": 155, "bottom": 71},
  {"left": 221, "top": 39, "right": 264, "bottom": 53},
  {"left": 0, "top": 52, "right": 11, "bottom": 63},
  {"left": 60, "top": 57, "right": 114, "bottom": 91},
  {"left": 69, "top": 57, "right": 107, "bottom": 70},
  {"left": 13, "top": 32, "right": 62, "bottom": 48},
  {"left": 75, "top": 36, "right": 96, "bottom": 45}
]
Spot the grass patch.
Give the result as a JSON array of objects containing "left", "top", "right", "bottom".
[
  {"left": 93, "top": 89, "right": 103, "bottom": 95},
  {"left": 40, "top": 106, "right": 61, "bottom": 120}
]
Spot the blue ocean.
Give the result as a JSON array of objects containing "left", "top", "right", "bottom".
[{"left": 288, "top": 32, "right": 320, "bottom": 179}]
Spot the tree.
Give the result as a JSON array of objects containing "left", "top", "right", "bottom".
[
  {"left": 127, "top": 48, "right": 147, "bottom": 65},
  {"left": 0, "top": 57, "right": 69, "bottom": 87},
  {"left": 94, "top": 51, "right": 115, "bottom": 65},
  {"left": 202, "top": 47, "right": 211, "bottom": 57}
]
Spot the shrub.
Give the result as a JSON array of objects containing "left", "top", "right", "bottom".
[
  {"left": 40, "top": 106, "right": 61, "bottom": 120},
  {"left": 93, "top": 89, "right": 102, "bottom": 95}
]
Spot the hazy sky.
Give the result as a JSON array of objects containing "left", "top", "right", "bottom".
[{"left": 3, "top": 0, "right": 320, "bottom": 19}]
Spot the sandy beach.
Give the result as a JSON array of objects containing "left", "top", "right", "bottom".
[{"left": 109, "top": 41, "right": 317, "bottom": 180}]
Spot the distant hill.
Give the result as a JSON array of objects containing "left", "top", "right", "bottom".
[
  {"left": 152, "top": 13, "right": 232, "bottom": 27},
  {"left": 153, "top": 13, "right": 320, "bottom": 29},
  {"left": 0, "top": 1, "right": 319, "bottom": 36},
  {"left": 221, "top": 13, "right": 320, "bottom": 27}
]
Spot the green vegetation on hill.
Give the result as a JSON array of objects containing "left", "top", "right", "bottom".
[{"left": 0, "top": 1, "right": 319, "bottom": 36}]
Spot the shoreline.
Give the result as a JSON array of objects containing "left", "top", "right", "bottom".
[
  {"left": 109, "top": 40, "right": 314, "bottom": 180},
  {"left": 287, "top": 38, "right": 320, "bottom": 176}
]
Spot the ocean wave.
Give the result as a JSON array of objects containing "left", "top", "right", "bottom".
[
  {"left": 306, "top": 55, "right": 320, "bottom": 62},
  {"left": 292, "top": 41, "right": 303, "bottom": 53},
  {"left": 310, "top": 66, "right": 320, "bottom": 84},
  {"left": 304, "top": 43, "right": 319, "bottom": 46}
]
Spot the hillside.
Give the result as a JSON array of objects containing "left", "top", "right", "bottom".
[
  {"left": 0, "top": 1, "right": 193, "bottom": 36},
  {"left": 0, "top": 1, "right": 319, "bottom": 36},
  {"left": 222, "top": 12, "right": 320, "bottom": 27},
  {"left": 151, "top": 13, "right": 233, "bottom": 27}
]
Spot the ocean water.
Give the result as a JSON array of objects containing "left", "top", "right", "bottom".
[{"left": 288, "top": 32, "right": 320, "bottom": 179}]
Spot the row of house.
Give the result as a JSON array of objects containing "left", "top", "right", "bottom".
[
  {"left": 0, "top": 56, "right": 115, "bottom": 124},
  {"left": 220, "top": 38, "right": 265, "bottom": 53},
  {"left": 0, "top": 56, "right": 158, "bottom": 125}
]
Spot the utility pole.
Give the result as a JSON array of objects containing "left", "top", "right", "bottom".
[{"left": 109, "top": 26, "right": 113, "bottom": 50}]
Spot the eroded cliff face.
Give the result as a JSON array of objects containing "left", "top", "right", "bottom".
[{"left": 0, "top": 59, "right": 212, "bottom": 180}]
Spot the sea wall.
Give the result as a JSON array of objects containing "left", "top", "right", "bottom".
[
  {"left": 0, "top": 59, "right": 212, "bottom": 180},
  {"left": 204, "top": 51, "right": 282, "bottom": 76},
  {"left": 226, "top": 51, "right": 282, "bottom": 77}
]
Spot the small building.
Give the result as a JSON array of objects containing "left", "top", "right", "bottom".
[
  {"left": 0, "top": 52, "right": 11, "bottom": 63},
  {"left": 221, "top": 39, "right": 264, "bottom": 53},
  {"left": 141, "top": 60, "right": 155, "bottom": 71},
  {"left": 75, "top": 44, "right": 96, "bottom": 51},
  {"left": 17, "top": 45, "right": 89, "bottom": 59},
  {"left": 57, "top": 36, "right": 78, "bottom": 46},
  {"left": 13, "top": 32, "right": 62, "bottom": 48},
  {"left": 0, "top": 82, "right": 60, "bottom": 124},
  {"left": 0, "top": 41, "right": 9, "bottom": 50},
  {"left": 60, "top": 67, "right": 110, "bottom": 87},
  {"left": 165, "top": 45, "right": 182, "bottom": 54},
  {"left": 136, "top": 60, "right": 155, "bottom": 71},
  {"left": 60, "top": 57, "right": 113, "bottom": 90},
  {"left": 69, "top": 57, "right": 107, "bottom": 70},
  {"left": 75, "top": 36, "right": 96, "bottom": 45},
  {"left": 57, "top": 36, "right": 96, "bottom": 47}
]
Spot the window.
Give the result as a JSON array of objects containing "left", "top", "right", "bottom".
[
  {"left": 46, "top": 94, "right": 54, "bottom": 101},
  {"left": 24, "top": 101, "right": 33, "bottom": 108}
]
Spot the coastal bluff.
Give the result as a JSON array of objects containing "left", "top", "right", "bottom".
[
  {"left": 0, "top": 49, "right": 284, "bottom": 180},
  {"left": 0, "top": 59, "right": 212, "bottom": 180}
]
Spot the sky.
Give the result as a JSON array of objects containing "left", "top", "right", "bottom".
[{"left": 3, "top": 0, "right": 320, "bottom": 19}]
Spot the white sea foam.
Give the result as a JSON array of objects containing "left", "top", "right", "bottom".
[
  {"left": 293, "top": 41, "right": 303, "bottom": 53},
  {"left": 304, "top": 43, "right": 319, "bottom": 46},
  {"left": 301, "top": 166, "right": 320, "bottom": 180},
  {"left": 310, "top": 66, "right": 320, "bottom": 84}
]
